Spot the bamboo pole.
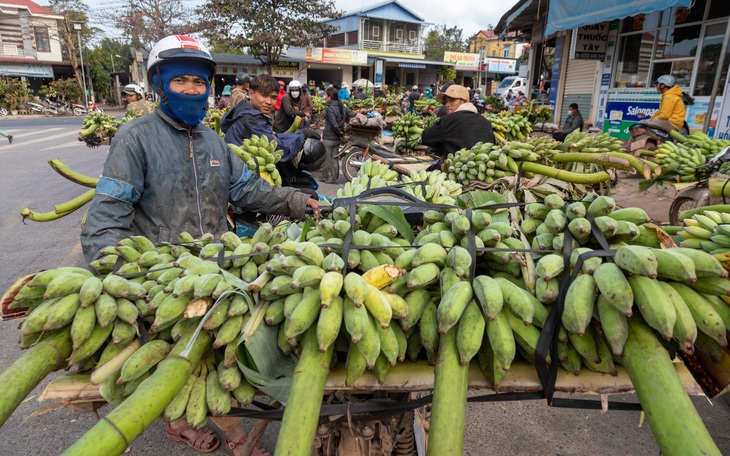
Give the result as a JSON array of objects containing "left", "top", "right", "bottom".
[{"left": 0, "top": 329, "right": 72, "bottom": 428}]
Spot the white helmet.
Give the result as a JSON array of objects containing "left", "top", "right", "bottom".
[
  {"left": 123, "top": 84, "right": 144, "bottom": 99},
  {"left": 288, "top": 80, "right": 302, "bottom": 92},
  {"left": 146, "top": 35, "right": 216, "bottom": 85},
  {"left": 655, "top": 74, "right": 676, "bottom": 87}
]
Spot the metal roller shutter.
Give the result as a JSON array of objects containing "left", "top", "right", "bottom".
[{"left": 559, "top": 38, "right": 600, "bottom": 126}]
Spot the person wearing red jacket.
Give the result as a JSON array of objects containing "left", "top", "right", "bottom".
[{"left": 274, "top": 80, "right": 286, "bottom": 111}]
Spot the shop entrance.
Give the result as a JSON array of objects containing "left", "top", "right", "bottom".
[{"left": 306, "top": 69, "right": 342, "bottom": 90}]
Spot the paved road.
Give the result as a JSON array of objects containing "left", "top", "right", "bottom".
[{"left": 0, "top": 117, "right": 728, "bottom": 455}]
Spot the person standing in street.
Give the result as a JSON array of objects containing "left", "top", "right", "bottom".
[
  {"left": 408, "top": 85, "right": 420, "bottom": 113},
  {"left": 338, "top": 82, "right": 350, "bottom": 102},
  {"left": 123, "top": 83, "right": 157, "bottom": 118},
  {"left": 274, "top": 80, "right": 286, "bottom": 111},
  {"left": 80, "top": 35, "right": 319, "bottom": 455},
  {"left": 321, "top": 86, "right": 352, "bottom": 183},
  {"left": 230, "top": 72, "right": 250, "bottom": 108},
  {"left": 217, "top": 85, "right": 231, "bottom": 110},
  {"left": 273, "top": 80, "right": 308, "bottom": 133}
]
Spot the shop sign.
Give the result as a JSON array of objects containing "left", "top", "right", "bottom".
[
  {"left": 570, "top": 22, "right": 609, "bottom": 60},
  {"left": 483, "top": 58, "right": 517, "bottom": 74},
  {"left": 305, "top": 47, "right": 367, "bottom": 66},
  {"left": 272, "top": 61, "right": 299, "bottom": 71},
  {"left": 443, "top": 52, "right": 480, "bottom": 71},
  {"left": 0, "top": 63, "right": 53, "bottom": 78},
  {"left": 596, "top": 20, "right": 619, "bottom": 129},
  {"left": 603, "top": 101, "right": 659, "bottom": 140}
]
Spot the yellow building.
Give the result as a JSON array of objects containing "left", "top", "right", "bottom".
[{"left": 468, "top": 30, "right": 524, "bottom": 95}]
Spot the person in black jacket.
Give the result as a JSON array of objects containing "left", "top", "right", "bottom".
[
  {"left": 321, "top": 86, "right": 352, "bottom": 183},
  {"left": 421, "top": 84, "right": 494, "bottom": 160},
  {"left": 408, "top": 85, "right": 420, "bottom": 113}
]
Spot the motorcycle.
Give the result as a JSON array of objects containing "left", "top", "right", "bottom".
[
  {"left": 337, "top": 136, "right": 440, "bottom": 182},
  {"left": 72, "top": 102, "right": 103, "bottom": 116},
  {"left": 626, "top": 120, "right": 690, "bottom": 155},
  {"left": 27, "top": 100, "right": 46, "bottom": 115},
  {"left": 43, "top": 99, "right": 72, "bottom": 117}
]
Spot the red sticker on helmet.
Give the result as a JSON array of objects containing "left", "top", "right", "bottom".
[{"left": 175, "top": 35, "right": 203, "bottom": 50}]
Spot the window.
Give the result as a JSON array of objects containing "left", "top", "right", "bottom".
[
  {"left": 34, "top": 26, "right": 50, "bottom": 53},
  {"left": 503, "top": 46, "right": 510, "bottom": 58},
  {"left": 396, "top": 29, "right": 403, "bottom": 40},
  {"left": 693, "top": 21, "right": 730, "bottom": 96},
  {"left": 492, "top": 50, "right": 497, "bottom": 57},
  {"left": 372, "top": 26, "right": 380, "bottom": 38},
  {"left": 409, "top": 30, "right": 416, "bottom": 41}
]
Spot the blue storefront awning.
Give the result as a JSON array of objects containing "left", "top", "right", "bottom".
[{"left": 545, "top": 0, "right": 692, "bottom": 36}]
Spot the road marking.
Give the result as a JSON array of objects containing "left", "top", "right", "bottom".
[
  {"left": 1, "top": 127, "right": 65, "bottom": 140},
  {"left": 2, "top": 130, "right": 80, "bottom": 149}
]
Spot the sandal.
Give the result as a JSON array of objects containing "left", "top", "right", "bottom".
[
  {"left": 224, "top": 434, "right": 271, "bottom": 456},
  {"left": 166, "top": 422, "right": 220, "bottom": 453}
]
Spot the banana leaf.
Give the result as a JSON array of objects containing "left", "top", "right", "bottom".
[
  {"left": 361, "top": 204, "right": 413, "bottom": 243},
  {"left": 235, "top": 303, "right": 297, "bottom": 404}
]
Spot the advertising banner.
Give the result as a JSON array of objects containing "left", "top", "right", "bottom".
[
  {"left": 484, "top": 58, "right": 517, "bottom": 74},
  {"left": 305, "top": 47, "right": 367, "bottom": 66},
  {"left": 604, "top": 101, "right": 658, "bottom": 140},
  {"left": 548, "top": 36, "right": 565, "bottom": 112},
  {"left": 716, "top": 79, "right": 730, "bottom": 139},
  {"left": 443, "top": 51, "right": 480, "bottom": 71}
]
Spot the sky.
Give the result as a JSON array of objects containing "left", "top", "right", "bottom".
[{"left": 66, "top": 0, "right": 518, "bottom": 44}]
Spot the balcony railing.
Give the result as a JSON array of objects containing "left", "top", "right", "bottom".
[{"left": 360, "top": 39, "right": 422, "bottom": 54}]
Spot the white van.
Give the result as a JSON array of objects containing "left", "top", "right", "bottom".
[{"left": 494, "top": 76, "right": 527, "bottom": 100}]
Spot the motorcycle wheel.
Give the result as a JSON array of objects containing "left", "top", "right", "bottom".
[
  {"left": 0, "top": 107, "right": 7, "bottom": 116},
  {"left": 73, "top": 107, "right": 85, "bottom": 116},
  {"left": 669, "top": 196, "right": 702, "bottom": 226},
  {"left": 342, "top": 147, "right": 367, "bottom": 182},
  {"left": 44, "top": 108, "right": 55, "bottom": 117}
]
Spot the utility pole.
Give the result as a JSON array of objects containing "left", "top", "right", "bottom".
[{"left": 74, "top": 22, "right": 88, "bottom": 108}]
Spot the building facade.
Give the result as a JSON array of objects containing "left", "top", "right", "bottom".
[
  {"left": 0, "top": 0, "right": 68, "bottom": 91},
  {"left": 496, "top": 0, "right": 730, "bottom": 139}
]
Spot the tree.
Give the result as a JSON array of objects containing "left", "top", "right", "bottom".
[
  {"left": 97, "top": 0, "right": 202, "bottom": 49},
  {"left": 45, "top": 0, "right": 96, "bottom": 97},
  {"left": 88, "top": 39, "right": 132, "bottom": 103},
  {"left": 197, "top": 0, "right": 341, "bottom": 73},
  {"left": 424, "top": 25, "right": 465, "bottom": 62}
]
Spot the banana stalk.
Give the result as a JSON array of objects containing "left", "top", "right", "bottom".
[
  {"left": 549, "top": 153, "right": 632, "bottom": 172},
  {"left": 623, "top": 319, "right": 721, "bottom": 456},
  {"left": 62, "top": 331, "right": 213, "bottom": 456},
  {"left": 605, "top": 151, "right": 659, "bottom": 174},
  {"left": 520, "top": 162, "right": 611, "bottom": 185},
  {"left": 48, "top": 159, "right": 99, "bottom": 188},
  {"left": 54, "top": 189, "right": 95, "bottom": 215},
  {"left": 0, "top": 328, "right": 72, "bottom": 428},
  {"left": 274, "top": 326, "right": 334, "bottom": 456},
  {"left": 427, "top": 327, "right": 469, "bottom": 456},
  {"left": 20, "top": 207, "right": 77, "bottom": 222}
]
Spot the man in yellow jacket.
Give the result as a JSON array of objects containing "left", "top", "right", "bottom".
[{"left": 641, "top": 75, "right": 687, "bottom": 133}]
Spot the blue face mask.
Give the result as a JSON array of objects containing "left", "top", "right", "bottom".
[{"left": 155, "top": 61, "right": 211, "bottom": 126}]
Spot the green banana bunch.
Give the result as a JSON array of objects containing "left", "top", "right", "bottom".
[
  {"left": 78, "top": 112, "right": 124, "bottom": 148},
  {"left": 558, "top": 130, "right": 624, "bottom": 153},
  {"left": 678, "top": 210, "right": 730, "bottom": 254},
  {"left": 652, "top": 141, "right": 708, "bottom": 182},
  {"left": 228, "top": 134, "right": 284, "bottom": 186},
  {"left": 484, "top": 112, "right": 533, "bottom": 142},
  {"left": 391, "top": 113, "right": 425, "bottom": 149},
  {"left": 4, "top": 188, "right": 730, "bottom": 456}
]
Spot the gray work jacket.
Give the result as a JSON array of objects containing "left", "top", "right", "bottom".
[{"left": 81, "top": 108, "right": 309, "bottom": 261}]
